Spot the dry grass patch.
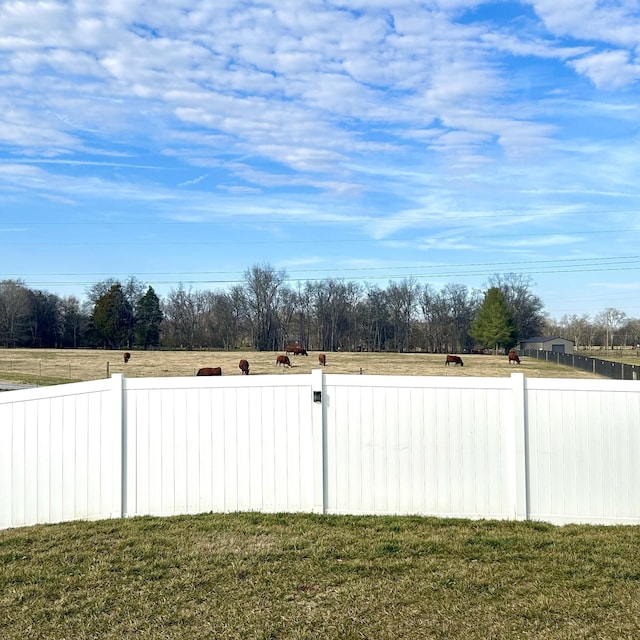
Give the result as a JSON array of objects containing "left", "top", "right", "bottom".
[
  {"left": 0, "top": 348, "right": 603, "bottom": 386},
  {"left": 2, "top": 513, "right": 640, "bottom": 639}
]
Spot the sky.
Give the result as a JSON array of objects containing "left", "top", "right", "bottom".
[{"left": 2, "top": 0, "right": 640, "bottom": 321}]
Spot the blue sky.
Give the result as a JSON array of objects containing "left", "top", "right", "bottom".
[{"left": 2, "top": 0, "right": 640, "bottom": 320}]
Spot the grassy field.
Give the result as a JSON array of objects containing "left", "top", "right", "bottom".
[
  {"left": 0, "top": 347, "right": 604, "bottom": 386},
  {"left": 578, "top": 349, "right": 640, "bottom": 365},
  {"left": 2, "top": 512, "right": 640, "bottom": 639}
]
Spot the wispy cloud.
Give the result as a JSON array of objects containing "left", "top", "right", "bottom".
[{"left": 178, "top": 174, "right": 208, "bottom": 187}]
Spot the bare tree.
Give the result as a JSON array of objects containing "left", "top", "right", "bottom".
[
  {"left": 360, "top": 286, "right": 391, "bottom": 352},
  {"left": 620, "top": 318, "right": 640, "bottom": 352},
  {"left": 213, "top": 286, "right": 248, "bottom": 350},
  {"left": 244, "top": 264, "right": 288, "bottom": 351},
  {"left": 59, "top": 295, "right": 88, "bottom": 348},
  {"left": 385, "top": 279, "right": 418, "bottom": 352},
  {"left": 417, "top": 283, "right": 478, "bottom": 353},
  {"left": 0, "top": 280, "right": 31, "bottom": 347},
  {"left": 161, "top": 284, "right": 200, "bottom": 349},
  {"left": 285, "top": 282, "right": 314, "bottom": 348},
  {"left": 27, "top": 290, "right": 61, "bottom": 347},
  {"left": 555, "top": 314, "right": 591, "bottom": 350},
  {"left": 310, "top": 279, "right": 361, "bottom": 352},
  {"left": 595, "top": 308, "right": 627, "bottom": 352},
  {"left": 418, "top": 284, "right": 444, "bottom": 352},
  {"left": 440, "top": 283, "right": 480, "bottom": 353}
]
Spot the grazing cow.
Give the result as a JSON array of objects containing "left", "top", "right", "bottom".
[
  {"left": 123, "top": 352, "right": 131, "bottom": 363},
  {"left": 197, "top": 367, "right": 222, "bottom": 376},
  {"left": 508, "top": 351, "right": 521, "bottom": 365},
  {"left": 445, "top": 355, "right": 464, "bottom": 367},
  {"left": 239, "top": 359, "right": 250, "bottom": 375},
  {"left": 276, "top": 354, "right": 291, "bottom": 367},
  {"left": 286, "top": 346, "right": 308, "bottom": 356},
  {"left": 318, "top": 353, "right": 327, "bottom": 366}
]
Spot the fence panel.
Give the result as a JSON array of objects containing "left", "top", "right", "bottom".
[
  {"left": 524, "top": 378, "right": 640, "bottom": 524},
  {"left": 322, "top": 374, "right": 521, "bottom": 519},
  {"left": 0, "top": 376, "right": 123, "bottom": 530},
  {"left": 123, "top": 374, "right": 318, "bottom": 518}
]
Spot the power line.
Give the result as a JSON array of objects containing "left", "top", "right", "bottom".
[
  {"left": 15, "top": 262, "right": 640, "bottom": 289},
  {"left": 5, "top": 254, "right": 640, "bottom": 279}
]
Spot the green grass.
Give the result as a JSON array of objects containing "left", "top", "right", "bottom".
[
  {"left": 579, "top": 349, "right": 640, "bottom": 366},
  {"left": 0, "top": 370, "right": 80, "bottom": 386},
  {"left": 2, "top": 513, "right": 640, "bottom": 639}
]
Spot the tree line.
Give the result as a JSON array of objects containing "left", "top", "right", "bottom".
[{"left": 1, "top": 265, "right": 636, "bottom": 352}]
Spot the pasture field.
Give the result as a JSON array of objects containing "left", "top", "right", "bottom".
[
  {"left": 0, "top": 348, "right": 604, "bottom": 387},
  {"left": 2, "top": 512, "right": 640, "bottom": 639},
  {"left": 578, "top": 349, "right": 640, "bottom": 365}
]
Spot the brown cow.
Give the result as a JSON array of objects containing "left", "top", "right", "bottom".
[
  {"left": 286, "top": 346, "right": 308, "bottom": 356},
  {"left": 197, "top": 367, "right": 222, "bottom": 376},
  {"left": 445, "top": 355, "right": 464, "bottom": 367},
  {"left": 123, "top": 352, "right": 131, "bottom": 363},
  {"left": 318, "top": 353, "right": 326, "bottom": 366},
  {"left": 276, "top": 355, "right": 291, "bottom": 367},
  {"left": 239, "top": 359, "right": 250, "bottom": 375},
  {"left": 508, "top": 351, "right": 521, "bottom": 365}
]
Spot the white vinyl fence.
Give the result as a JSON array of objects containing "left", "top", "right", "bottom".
[{"left": 2, "top": 371, "right": 640, "bottom": 530}]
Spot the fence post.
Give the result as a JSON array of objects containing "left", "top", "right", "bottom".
[
  {"left": 311, "top": 369, "right": 327, "bottom": 514},
  {"left": 509, "top": 372, "right": 529, "bottom": 521},
  {"left": 108, "top": 373, "right": 126, "bottom": 520}
]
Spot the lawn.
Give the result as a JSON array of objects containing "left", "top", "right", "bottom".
[
  {"left": 2, "top": 512, "right": 640, "bottom": 639},
  {"left": 0, "top": 347, "right": 604, "bottom": 387}
]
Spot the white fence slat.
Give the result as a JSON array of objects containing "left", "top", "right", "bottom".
[
  {"left": 0, "top": 402, "right": 12, "bottom": 526},
  {"left": 10, "top": 402, "right": 26, "bottom": 526}
]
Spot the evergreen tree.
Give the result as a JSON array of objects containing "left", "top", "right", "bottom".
[
  {"left": 470, "top": 287, "right": 516, "bottom": 353},
  {"left": 91, "top": 283, "right": 133, "bottom": 349},
  {"left": 134, "top": 286, "right": 163, "bottom": 348},
  {"left": 487, "top": 273, "right": 545, "bottom": 339}
]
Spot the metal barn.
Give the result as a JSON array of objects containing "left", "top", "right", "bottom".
[{"left": 518, "top": 336, "right": 574, "bottom": 354}]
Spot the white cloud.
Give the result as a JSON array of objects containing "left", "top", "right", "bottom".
[
  {"left": 529, "top": 0, "right": 640, "bottom": 48},
  {"left": 178, "top": 174, "right": 208, "bottom": 187},
  {"left": 570, "top": 50, "right": 640, "bottom": 88},
  {"left": 492, "top": 234, "right": 581, "bottom": 247}
]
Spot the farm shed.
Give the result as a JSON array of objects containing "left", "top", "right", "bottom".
[{"left": 518, "top": 336, "right": 574, "bottom": 354}]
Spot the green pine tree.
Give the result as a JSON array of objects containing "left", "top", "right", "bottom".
[
  {"left": 469, "top": 287, "right": 516, "bottom": 353},
  {"left": 91, "top": 283, "right": 133, "bottom": 349},
  {"left": 135, "top": 286, "right": 163, "bottom": 348}
]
